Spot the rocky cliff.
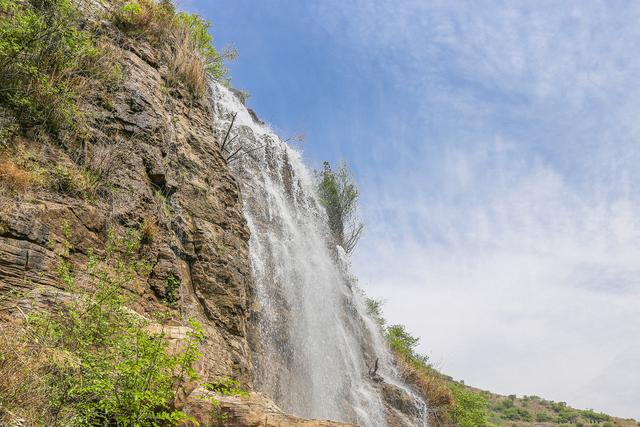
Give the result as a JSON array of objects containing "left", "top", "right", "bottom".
[
  {"left": 0, "top": 0, "right": 434, "bottom": 425},
  {"left": 2, "top": 12, "right": 252, "bottom": 386},
  {"left": 0, "top": 1, "right": 351, "bottom": 425}
]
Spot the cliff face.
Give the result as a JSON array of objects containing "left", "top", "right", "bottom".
[
  {"left": 0, "top": 0, "right": 253, "bottom": 392},
  {"left": 0, "top": 2, "right": 361, "bottom": 425},
  {"left": 0, "top": 2, "right": 421, "bottom": 426}
]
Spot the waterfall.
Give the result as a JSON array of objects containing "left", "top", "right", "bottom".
[{"left": 209, "top": 81, "right": 426, "bottom": 427}]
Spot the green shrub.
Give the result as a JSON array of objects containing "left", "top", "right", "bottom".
[
  {"left": 450, "top": 383, "right": 495, "bottom": 427},
  {"left": 1, "top": 227, "right": 204, "bottom": 426},
  {"left": 163, "top": 274, "right": 180, "bottom": 307},
  {"left": 494, "top": 398, "right": 514, "bottom": 411},
  {"left": 204, "top": 378, "right": 249, "bottom": 397},
  {"left": 501, "top": 406, "right": 533, "bottom": 421},
  {"left": 581, "top": 408, "right": 611, "bottom": 423},
  {"left": 536, "top": 412, "right": 554, "bottom": 422},
  {"left": 365, "top": 297, "right": 386, "bottom": 329},
  {"left": 386, "top": 324, "right": 429, "bottom": 366},
  {"left": 176, "top": 12, "right": 236, "bottom": 79},
  {"left": 0, "top": 0, "right": 116, "bottom": 136},
  {"left": 316, "top": 161, "right": 364, "bottom": 253}
]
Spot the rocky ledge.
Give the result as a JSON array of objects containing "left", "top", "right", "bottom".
[{"left": 185, "top": 389, "right": 355, "bottom": 427}]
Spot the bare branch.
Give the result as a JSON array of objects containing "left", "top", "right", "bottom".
[
  {"left": 219, "top": 112, "right": 237, "bottom": 152},
  {"left": 227, "top": 144, "right": 266, "bottom": 163}
]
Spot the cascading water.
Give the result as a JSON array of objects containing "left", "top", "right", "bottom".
[{"left": 209, "top": 80, "right": 427, "bottom": 427}]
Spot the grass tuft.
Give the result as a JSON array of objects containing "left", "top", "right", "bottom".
[{"left": 113, "top": 0, "right": 234, "bottom": 97}]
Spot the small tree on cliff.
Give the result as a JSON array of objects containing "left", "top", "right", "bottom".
[{"left": 316, "top": 161, "right": 364, "bottom": 254}]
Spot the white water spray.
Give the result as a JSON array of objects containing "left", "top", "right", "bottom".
[{"left": 209, "top": 81, "right": 427, "bottom": 426}]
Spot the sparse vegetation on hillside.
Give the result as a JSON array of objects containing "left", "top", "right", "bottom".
[
  {"left": 484, "top": 392, "right": 638, "bottom": 427},
  {"left": 113, "top": 0, "right": 235, "bottom": 96},
  {"left": 365, "top": 297, "right": 638, "bottom": 427},
  {"left": 366, "top": 298, "right": 493, "bottom": 426},
  {"left": 0, "top": 139, "right": 117, "bottom": 200},
  {"left": 0, "top": 226, "right": 204, "bottom": 426}
]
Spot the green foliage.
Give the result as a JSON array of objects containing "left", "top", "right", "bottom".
[
  {"left": 114, "top": 0, "right": 171, "bottom": 32},
  {"left": 19, "top": 227, "right": 203, "bottom": 426},
  {"left": 535, "top": 412, "right": 553, "bottom": 422},
  {"left": 121, "top": 0, "right": 143, "bottom": 20},
  {"left": 501, "top": 406, "right": 533, "bottom": 421},
  {"left": 0, "top": 112, "right": 18, "bottom": 146},
  {"left": 0, "top": 0, "right": 115, "bottom": 136},
  {"left": 581, "top": 408, "right": 611, "bottom": 423},
  {"left": 365, "top": 297, "right": 386, "bottom": 329},
  {"left": 316, "top": 161, "right": 364, "bottom": 253},
  {"left": 365, "top": 299, "right": 429, "bottom": 367},
  {"left": 450, "top": 384, "right": 495, "bottom": 427},
  {"left": 204, "top": 378, "right": 249, "bottom": 397},
  {"left": 176, "top": 12, "right": 235, "bottom": 79},
  {"left": 364, "top": 297, "right": 495, "bottom": 426},
  {"left": 163, "top": 275, "right": 180, "bottom": 307},
  {"left": 385, "top": 324, "right": 429, "bottom": 366}
]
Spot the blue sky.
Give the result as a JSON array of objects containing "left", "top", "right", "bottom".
[{"left": 179, "top": 0, "right": 640, "bottom": 418}]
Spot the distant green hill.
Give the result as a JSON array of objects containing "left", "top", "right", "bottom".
[{"left": 466, "top": 385, "right": 638, "bottom": 427}]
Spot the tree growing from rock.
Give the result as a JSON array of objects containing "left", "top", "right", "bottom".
[{"left": 316, "top": 161, "right": 364, "bottom": 254}]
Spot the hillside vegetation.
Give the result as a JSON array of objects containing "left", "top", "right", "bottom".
[{"left": 366, "top": 296, "right": 638, "bottom": 427}]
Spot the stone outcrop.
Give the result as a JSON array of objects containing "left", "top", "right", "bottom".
[{"left": 185, "top": 389, "right": 355, "bottom": 427}]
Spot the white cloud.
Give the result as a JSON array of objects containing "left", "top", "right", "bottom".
[{"left": 317, "top": 0, "right": 640, "bottom": 418}]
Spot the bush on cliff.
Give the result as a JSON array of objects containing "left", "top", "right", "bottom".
[
  {"left": 113, "top": 0, "right": 235, "bottom": 96},
  {"left": 0, "top": 226, "right": 204, "bottom": 426},
  {"left": 0, "top": 0, "right": 118, "bottom": 140},
  {"left": 316, "top": 160, "right": 364, "bottom": 254}
]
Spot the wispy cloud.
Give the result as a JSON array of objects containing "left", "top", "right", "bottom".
[
  {"left": 308, "top": 0, "right": 640, "bottom": 418},
  {"left": 186, "top": 0, "right": 640, "bottom": 417}
]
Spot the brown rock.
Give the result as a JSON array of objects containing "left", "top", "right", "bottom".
[
  {"left": 0, "top": 0, "right": 254, "bottom": 386},
  {"left": 184, "top": 389, "right": 355, "bottom": 427}
]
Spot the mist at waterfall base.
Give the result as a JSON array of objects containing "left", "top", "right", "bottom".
[{"left": 209, "top": 82, "right": 428, "bottom": 426}]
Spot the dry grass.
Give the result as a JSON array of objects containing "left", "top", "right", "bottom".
[
  {"left": 113, "top": 0, "right": 209, "bottom": 98},
  {"left": 0, "top": 144, "right": 48, "bottom": 194},
  {"left": 0, "top": 160, "right": 38, "bottom": 193},
  {"left": 85, "top": 140, "right": 126, "bottom": 182},
  {"left": 166, "top": 27, "right": 208, "bottom": 98},
  {"left": 0, "top": 322, "right": 74, "bottom": 426},
  {"left": 393, "top": 351, "right": 455, "bottom": 426},
  {"left": 140, "top": 217, "right": 159, "bottom": 244},
  {"left": 0, "top": 137, "right": 118, "bottom": 201}
]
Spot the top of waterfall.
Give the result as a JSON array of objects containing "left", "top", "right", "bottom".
[{"left": 210, "top": 80, "right": 271, "bottom": 137}]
